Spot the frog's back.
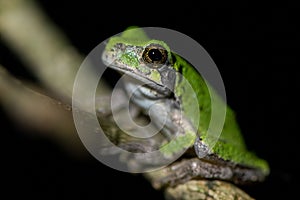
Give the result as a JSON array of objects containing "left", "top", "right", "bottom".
[{"left": 173, "top": 53, "right": 269, "bottom": 175}]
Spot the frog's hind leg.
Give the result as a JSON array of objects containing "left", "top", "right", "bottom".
[
  {"left": 145, "top": 156, "right": 266, "bottom": 189},
  {"left": 145, "top": 157, "right": 233, "bottom": 189}
]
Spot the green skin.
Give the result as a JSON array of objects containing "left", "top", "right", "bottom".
[{"left": 102, "top": 27, "right": 269, "bottom": 186}]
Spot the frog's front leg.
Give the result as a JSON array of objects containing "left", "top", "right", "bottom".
[
  {"left": 147, "top": 98, "right": 196, "bottom": 141},
  {"left": 111, "top": 98, "right": 198, "bottom": 168}
]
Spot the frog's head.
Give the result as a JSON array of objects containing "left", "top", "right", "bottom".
[{"left": 102, "top": 28, "right": 176, "bottom": 95}]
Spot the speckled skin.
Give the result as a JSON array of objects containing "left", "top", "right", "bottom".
[{"left": 102, "top": 27, "right": 269, "bottom": 184}]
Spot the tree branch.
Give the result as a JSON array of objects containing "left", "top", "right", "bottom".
[{"left": 0, "top": 0, "right": 104, "bottom": 100}]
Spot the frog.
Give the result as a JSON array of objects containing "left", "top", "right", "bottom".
[{"left": 101, "top": 26, "right": 269, "bottom": 189}]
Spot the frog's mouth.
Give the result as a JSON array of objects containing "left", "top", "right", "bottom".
[
  {"left": 102, "top": 57, "right": 170, "bottom": 95},
  {"left": 108, "top": 64, "right": 170, "bottom": 94}
]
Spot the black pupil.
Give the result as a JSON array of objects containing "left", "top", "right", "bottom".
[{"left": 148, "top": 49, "right": 162, "bottom": 61}]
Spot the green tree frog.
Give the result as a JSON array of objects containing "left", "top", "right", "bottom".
[{"left": 101, "top": 27, "right": 269, "bottom": 188}]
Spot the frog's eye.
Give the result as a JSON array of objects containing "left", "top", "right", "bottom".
[{"left": 142, "top": 44, "right": 168, "bottom": 65}]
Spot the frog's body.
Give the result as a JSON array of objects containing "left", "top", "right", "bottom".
[{"left": 102, "top": 27, "right": 269, "bottom": 185}]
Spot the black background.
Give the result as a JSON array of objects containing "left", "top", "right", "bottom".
[{"left": 1, "top": 1, "right": 299, "bottom": 199}]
